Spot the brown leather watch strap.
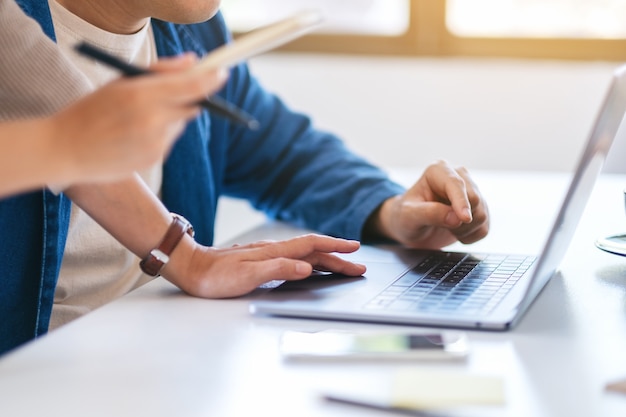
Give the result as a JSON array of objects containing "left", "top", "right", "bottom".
[{"left": 140, "top": 214, "right": 194, "bottom": 277}]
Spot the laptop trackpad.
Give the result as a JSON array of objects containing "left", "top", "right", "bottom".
[
  {"left": 258, "top": 261, "right": 411, "bottom": 303},
  {"left": 273, "top": 272, "right": 366, "bottom": 292}
]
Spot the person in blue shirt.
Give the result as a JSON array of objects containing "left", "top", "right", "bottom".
[{"left": 1, "top": 0, "right": 489, "bottom": 356}]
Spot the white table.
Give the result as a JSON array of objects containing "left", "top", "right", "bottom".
[{"left": 1, "top": 170, "right": 626, "bottom": 417}]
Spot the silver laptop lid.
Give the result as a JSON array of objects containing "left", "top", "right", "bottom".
[{"left": 514, "top": 65, "right": 626, "bottom": 317}]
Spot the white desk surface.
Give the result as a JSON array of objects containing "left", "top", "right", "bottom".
[{"left": 1, "top": 170, "right": 626, "bottom": 417}]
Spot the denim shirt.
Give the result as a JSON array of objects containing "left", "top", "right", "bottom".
[{"left": 1, "top": 1, "right": 404, "bottom": 356}]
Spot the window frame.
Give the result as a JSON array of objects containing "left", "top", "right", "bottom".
[{"left": 252, "top": 0, "right": 626, "bottom": 61}]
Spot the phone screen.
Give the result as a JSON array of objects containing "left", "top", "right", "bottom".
[
  {"left": 280, "top": 331, "right": 467, "bottom": 360},
  {"left": 349, "top": 334, "right": 444, "bottom": 353}
]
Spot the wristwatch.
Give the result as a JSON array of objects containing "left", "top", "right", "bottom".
[{"left": 139, "top": 213, "right": 195, "bottom": 277}]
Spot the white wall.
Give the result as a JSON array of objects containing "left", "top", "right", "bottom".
[
  {"left": 248, "top": 53, "right": 621, "bottom": 172},
  {"left": 215, "top": 54, "right": 624, "bottom": 244}
]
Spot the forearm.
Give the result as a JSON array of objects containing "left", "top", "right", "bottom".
[
  {"left": 63, "top": 174, "right": 173, "bottom": 258},
  {"left": 0, "top": 118, "right": 77, "bottom": 197}
]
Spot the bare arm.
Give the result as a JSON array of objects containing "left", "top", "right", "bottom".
[
  {"left": 63, "top": 175, "right": 172, "bottom": 257},
  {"left": 0, "top": 118, "right": 70, "bottom": 198}
]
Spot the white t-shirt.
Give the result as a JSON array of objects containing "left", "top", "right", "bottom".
[{"left": 48, "top": 0, "right": 162, "bottom": 329}]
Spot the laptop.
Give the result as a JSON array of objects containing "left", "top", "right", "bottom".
[{"left": 249, "top": 65, "right": 626, "bottom": 330}]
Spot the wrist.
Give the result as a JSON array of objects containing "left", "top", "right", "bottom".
[
  {"left": 363, "top": 196, "right": 398, "bottom": 242},
  {"left": 159, "top": 232, "right": 197, "bottom": 289},
  {"left": 140, "top": 213, "right": 195, "bottom": 277}
]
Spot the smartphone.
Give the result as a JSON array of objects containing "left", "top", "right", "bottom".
[
  {"left": 279, "top": 330, "right": 469, "bottom": 361},
  {"left": 191, "top": 10, "right": 324, "bottom": 74}
]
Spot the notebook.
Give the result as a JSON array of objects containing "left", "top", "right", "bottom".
[{"left": 249, "top": 65, "right": 626, "bottom": 330}]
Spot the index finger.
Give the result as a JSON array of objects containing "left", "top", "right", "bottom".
[
  {"left": 257, "top": 234, "right": 361, "bottom": 260},
  {"left": 423, "top": 162, "right": 473, "bottom": 223}
]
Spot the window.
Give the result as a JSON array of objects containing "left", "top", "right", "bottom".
[
  {"left": 447, "top": 0, "right": 626, "bottom": 39},
  {"left": 220, "top": 0, "right": 626, "bottom": 60},
  {"left": 221, "top": 0, "right": 410, "bottom": 36}
]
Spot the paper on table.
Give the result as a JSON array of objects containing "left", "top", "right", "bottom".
[{"left": 391, "top": 369, "right": 505, "bottom": 409}]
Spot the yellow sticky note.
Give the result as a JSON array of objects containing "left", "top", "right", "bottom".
[{"left": 392, "top": 369, "right": 505, "bottom": 409}]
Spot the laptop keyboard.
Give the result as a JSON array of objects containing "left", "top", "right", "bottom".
[{"left": 365, "top": 252, "right": 536, "bottom": 315}]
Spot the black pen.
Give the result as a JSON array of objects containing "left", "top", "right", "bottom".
[
  {"left": 323, "top": 394, "right": 454, "bottom": 417},
  {"left": 74, "top": 42, "right": 260, "bottom": 130}
]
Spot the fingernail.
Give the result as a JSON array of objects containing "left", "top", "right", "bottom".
[{"left": 463, "top": 207, "right": 473, "bottom": 222}]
